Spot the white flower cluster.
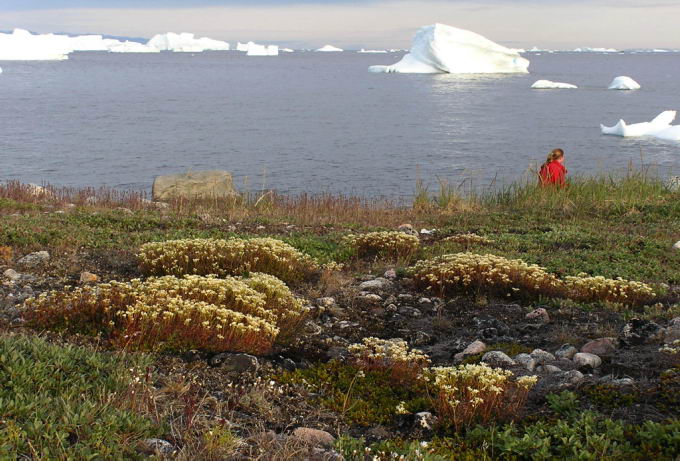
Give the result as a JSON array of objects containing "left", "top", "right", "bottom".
[
  {"left": 348, "top": 337, "right": 430, "bottom": 382},
  {"left": 138, "top": 237, "right": 318, "bottom": 283},
  {"left": 565, "top": 273, "right": 656, "bottom": 306},
  {"left": 659, "top": 340, "right": 680, "bottom": 355},
  {"left": 444, "top": 233, "right": 495, "bottom": 246},
  {"left": 343, "top": 231, "right": 420, "bottom": 258}
]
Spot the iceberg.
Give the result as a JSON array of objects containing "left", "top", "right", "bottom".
[
  {"left": 107, "top": 40, "right": 159, "bottom": 53},
  {"left": 358, "top": 49, "right": 388, "bottom": 53},
  {"left": 601, "top": 111, "right": 680, "bottom": 141},
  {"left": 247, "top": 44, "right": 279, "bottom": 56},
  {"left": 608, "top": 76, "right": 641, "bottom": 90},
  {"left": 368, "top": 23, "right": 530, "bottom": 74},
  {"left": 280, "top": 48, "right": 294, "bottom": 53},
  {"left": 147, "top": 32, "right": 230, "bottom": 52},
  {"left": 574, "top": 47, "right": 617, "bottom": 53},
  {"left": 316, "top": 45, "right": 343, "bottom": 52},
  {"left": 531, "top": 80, "right": 577, "bottom": 89}
]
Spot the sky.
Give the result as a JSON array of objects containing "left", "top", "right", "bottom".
[{"left": 1, "top": 0, "right": 679, "bottom": 49}]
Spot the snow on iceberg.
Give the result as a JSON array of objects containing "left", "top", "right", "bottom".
[
  {"left": 0, "top": 29, "right": 71, "bottom": 60},
  {"left": 608, "top": 76, "right": 641, "bottom": 90},
  {"left": 368, "top": 23, "right": 530, "bottom": 74},
  {"left": 531, "top": 80, "right": 577, "bottom": 89},
  {"left": 107, "top": 40, "right": 160, "bottom": 53},
  {"left": 316, "top": 45, "right": 343, "bottom": 52},
  {"left": 147, "top": 32, "right": 229, "bottom": 52},
  {"left": 601, "top": 111, "right": 680, "bottom": 141}
]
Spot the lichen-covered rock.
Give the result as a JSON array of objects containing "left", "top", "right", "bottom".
[
  {"left": 481, "top": 351, "right": 515, "bottom": 367},
  {"left": 620, "top": 318, "right": 664, "bottom": 345},
  {"left": 514, "top": 353, "right": 537, "bottom": 371},
  {"left": 208, "top": 353, "right": 258, "bottom": 372},
  {"left": 531, "top": 349, "right": 556, "bottom": 364},
  {"left": 359, "top": 278, "right": 393, "bottom": 292},
  {"left": 555, "top": 344, "right": 578, "bottom": 360},
  {"left": 573, "top": 352, "right": 602, "bottom": 368},
  {"left": 525, "top": 307, "right": 550, "bottom": 323},
  {"left": 17, "top": 251, "right": 49, "bottom": 267}
]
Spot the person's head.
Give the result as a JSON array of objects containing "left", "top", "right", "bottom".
[{"left": 546, "top": 148, "right": 565, "bottom": 164}]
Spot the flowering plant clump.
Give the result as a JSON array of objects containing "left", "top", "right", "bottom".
[
  {"left": 24, "top": 274, "right": 306, "bottom": 354},
  {"left": 138, "top": 237, "right": 318, "bottom": 283},
  {"left": 565, "top": 273, "right": 656, "bottom": 307},
  {"left": 660, "top": 340, "right": 680, "bottom": 355},
  {"left": 343, "top": 232, "right": 420, "bottom": 259},
  {"left": 410, "top": 253, "right": 562, "bottom": 299},
  {"left": 444, "top": 233, "right": 495, "bottom": 246},
  {"left": 348, "top": 337, "right": 431, "bottom": 384},
  {"left": 429, "top": 364, "right": 537, "bottom": 430}
]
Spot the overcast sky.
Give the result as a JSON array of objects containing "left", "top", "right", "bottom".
[{"left": 2, "top": 0, "right": 679, "bottom": 49}]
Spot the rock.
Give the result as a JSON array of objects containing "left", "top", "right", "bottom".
[
  {"left": 152, "top": 170, "right": 238, "bottom": 201},
  {"left": 280, "top": 358, "right": 297, "bottom": 371},
  {"left": 554, "top": 344, "right": 578, "bottom": 360},
  {"left": 620, "top": 319, "right": 664, "bottom": 345},
  {"left": 474, "top": 317, "right": 511, "bottom": 341},
  {"left": 359, "top": 278, "right": 393, "bottom": 292},
  {"left": 514, "top": 353, "right": 537, "bottom": 371},
  {"left": 525, "top": 307, "right": 550, "bottom": 323},
  {"left": 543, "top": 364, "right": 562, "bottom": 374},
  {"left": 397, "top": 224, "right": 419, "bottom": 237},
  {"left": 415, "top": 412, "right": 437, "bottom": 430},
  {"left": 397, "top": 294, "right": 414, "bottom": 303},
  {"left": 573, "top": 352, "right": 602, "bottom": 368},
  {"left": 481, "top": 351, "right": 515, "bottom": 367},
  {"left": 666, "top": 176, "right": 680, "bottom": 192},
  {"left": 316, "top": 297, "right": 336, "bottom": 308},
  {"left": 411, "top": 331, "right": 433, "bottom": 347},
  {"left": 397, "top": 305, "right": 422, "bottom": 317},
  {"left": 366, "top": 425, "right": 391, "bottom": 439},
  {"left": 581, "top": 338, "right": 618, "bottom": 356},
  {"left": 79, "top": 271, "right": 99, "bottom": 283},
  {"left": 3, "top": 269, "right": 20, "bottom": 282},
  {"left": 25, "top": 183, "right": 54, "bottom": 198},
  {"left": 139, "top": 438, "right": 175, "bottom": 456},
  {"left": 208, "top": 353, "right": 258, "bottom": 372},
  {"left": 611, "top": 377, "right": 635, "bottom": 386},
  {"left": 673, "top": 241, "right": 680, "bottom": 251},
  {"left": 463, "top": 340, "right": 487, "bottom": 356},
  {"left": 557, "top": 370, "right": 584, "bottom": 386},
  {"left": 383, "top": 269, "right": 397, "bottom": 280},
  {"left": 326, "top": 346, "right": 347, "bottom": 360},
  {"left": 17, "top": 251, "right": 50, "bottom": 267},
  {"left": 531, "top": 349, "right": 556, "bottom": 364},
  {"left": 291, "top": 428, "right": 335, "bottom": 448},
  {"left": 664, "top": 317, "right": 680, "bottom": 343}
]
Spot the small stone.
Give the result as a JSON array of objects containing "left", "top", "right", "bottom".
[
  {"left": 558, "top": 370, "right": 585, "bottom": 386},
  {"left": 530, "top": 349, "right": 556, "bottom": 364},
  {"left": 3, "top": 269, "right": 20, "bottom": 281},
  {"left": 17, "top": 251, "right": 50, "bottom": 267},
  {"left": 620, "top": 319, "right": 664, "bottom": 345},
  {"left": 525, "top": 308, "right": 550, "bottom": 324},
  {"left": 573, "top": 352, "right": 602, "bottom": 368},
  {"left": 366, "top": 426, "right": 391, "bottom": 440},
  {"left": 481, "top": 351, "right": 515, "bottom": 367},
  {"left": 664, "top": 317, "right": 680, "bottom": 343},
  {"left": 139, "top": 438, "right": 175, "bottom": 456},
  {"left": 383, "top": 269, "right": 397, "bottom": 280},
  {"left": 411, "top": 331, "right": 433, "bottom": 347},
  {"left": 79, "top": 271, "right": 99, "bottom": 283},
  {"left": 359, "top": 278, "right": 393, "bottom": 292},
  {"left": 554, "top": 344, "right": 578, "bottom": 360},
  {"left": 360, "top": 294, "right": 383, "bottom": 305},
  {"left": 610, "top": 377, "right": 635, "bottom": 386},
  {"left": 208, "top": 353, "right": 258, "bottom": 372},
  {"left": 385, "top": 303, "right": 398, "bottom": 312},
  {"left": 514, "top": 353, "right": 537, "bottom": 371},
  {"left": 543, "top": 365, "right": 562, "bottom": 374},
  {"left": 581, "top": 338, "right": 618, "bottom": 356},
  {"left": 397, "top": 224, "right": 419, "bottom": 237},
  {"left": 316, "top": 297, "right": 336, "bottom": 307},
  {"left": 462, "top": 340, "right": 487, "bottom": 356},
  {"left": 418, "top": 297, "right": 432, "bottom": 305},
  {"left": 673, "top": 241, "right": 680, "bottom": 251},
  {"left": 281, "top": 358, "right": 297, "bottom": 371},
  {"left": 291, "top": 428, "right": 335, "bottom": 448},
  {"left": 397, "top": 305, "right": 422, "bottom": 317},
  {"left": 397, "top": 294, "right": 414, "bottom": 303}
]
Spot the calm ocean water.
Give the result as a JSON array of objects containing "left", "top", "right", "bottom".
[{"left": 1, "top": 51, "right": 679, "bottom": 197}]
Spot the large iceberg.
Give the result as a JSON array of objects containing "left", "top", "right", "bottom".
[
  {"left": 608, "top": 76, "right": 641, "bottom": 90},
  {"left": 108, "top": 40, "right": 160, "bottom": 53},
  {"left": 147, "top": 32, "right": 229, "bottom": 52},
  {"left": 236, "top": 41, "right": 279, "bottom": 56},
  {"left": 601, "top": 111, "right": 680, "bottom": 141},
  {"left": 368, "top": 23, "right": 529, "bottom": 74},
  {"left": 316, "top": 45, "right": 343, "bottom": 52},
  {"left": 531, "top": 80, "right": 577, "bottom": 89}
]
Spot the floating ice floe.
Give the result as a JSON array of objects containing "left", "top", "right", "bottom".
[
  {"left": 147, "top": 32, "right": 230, "bottom": 52},
  {"left": 368, "top": 23, "right": 530, "bottom": 74},
  {"left": 601, "top": 111, "right": 680, "bottom": 141},
  {"left": 358, "top": 49, "right": 388, "bottom": 54},
  {"left": 280, "top": 48, "right": 294, "bottom": 53},
  {"left": 574, "top": 47, "right": 617, "bottom": 53},
  {"left": 608, "top": 76, "right": 641, "bottom": 90},
  {"left": 316, "top": 45, "right": 343, "bottom": 52},
  {"left": 531, "top": 80, "right": 577, "bottom": 89}
]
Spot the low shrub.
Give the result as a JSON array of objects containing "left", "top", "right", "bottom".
[
  {"left": 348, "top": 337, "right": 431, "bottom": 384},
  {"left": 443, "top": 233, "right": 494, "bottom": 246},
  {"left": 430, "top": 364, "right": 537, "bottom": 431},
  {"left": 138, "top": 237, "right": 318, "bottom": 283},
  {"left": 24, "top": 274, "right": 307, "bottom": 354},
  {"left": 565, "top": 273, "right": 657, "bottom": 307},
  {"left": 343, "top": 231, "right": 420, "bottom": 259},
  {"left": 410, "top": 253, "right": 562, "bottom": 299}
]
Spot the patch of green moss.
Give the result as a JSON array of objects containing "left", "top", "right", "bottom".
[{"left": 581, "top": 384, "right": 638, "bottom": 409}]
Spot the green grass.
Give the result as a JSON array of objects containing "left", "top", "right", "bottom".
[{"left": 0, "top": 334, "right": 162, "bottom": 459}]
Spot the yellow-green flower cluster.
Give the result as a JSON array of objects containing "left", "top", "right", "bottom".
[
  {"left": 348, "top": 337, "right": 431, "bottom": 383},
  {"left": 430, "top": 363, "right": 537, "bottom": 429},
  {"left": 138, "top": 237, "right": 318, "bottom": 283},
  {"left": 444, "top": 233, "right": 495, "bottom": 246},
  {"left": 24, "top": 274, "right": 307, "bottom": 354},
  {"left": 565, "top": 273, "right": 656, "bottom": 306},
  {"left": 343, "top": 231, "right": 420, "bottom": 259},
  {"left": 410, "top": 252, "right": 562, "bottom": 298},
  {"left": 659, "top": 340, "right": 680, "bottom": 355}
]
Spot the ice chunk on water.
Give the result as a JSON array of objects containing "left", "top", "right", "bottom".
[
  {"left": 316, "top": 45, "right": 343, "bottom": 52},
  {"left": 358, "top": 49, "right": 388, "bottom": 54},
  {"left": 368, "top": 23, "right": 530, "bottom": 74},
  {"left": 601, "top": 111, "right": 680, "bottom": 141},
  {"left": 608, "top": 76, "right": 640, "bottom": 90},
  {"left": 147, "top": 32, "right": 230, "bottom": 52},
  {"left": 531, "top": 80, "right": 577, "bottom": 89}
]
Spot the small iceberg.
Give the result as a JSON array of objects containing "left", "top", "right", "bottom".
[
  {"left": 368, "top": 23, "right": 530, "bottom": 74},
  {"left": 601, "top": 111, "right": 680, "bottom": 141},
  {"left": 574, "top": 47, "right": 617, "bottom": 53},
  {"left": 531, "top": 80, "right": 577, "bottom": 89},
  {"left": 147, "top": 32, "right": 230, "bottom": 52},
  {"left": 316, "top": 45, "right": 343, "bottom": 52},
  {"left": 236, "top": 41, "right": 279, "bottom": 56},
  {"left": 358, "top": 49, "right": 388, "bottom": 54},
  {"left": 608, "top": 76, "right": 640, "bottom": 90}
]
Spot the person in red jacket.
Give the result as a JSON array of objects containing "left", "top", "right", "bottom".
[{"left": 538, "top": 148, "right": 568, "bottom": 187}]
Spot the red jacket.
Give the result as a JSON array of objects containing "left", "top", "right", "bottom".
[{"left": 539, "top": 161, "right": 567, "bottom": 186}]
